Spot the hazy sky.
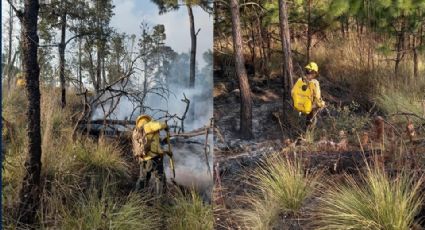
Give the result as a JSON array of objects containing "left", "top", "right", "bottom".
[
  {"left": 2, "top": 0, "right": 213, "bottom": 67},
  {"left": 111, "top": 0, "right": 213, "bottom": 67}
]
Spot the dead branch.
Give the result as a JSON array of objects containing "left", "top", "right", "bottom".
[
  {"left": 179, "top": 93, "right": 190, "bottom": 133},
  {"left": 86, "top": 119, "right": 135, "bottom": 126},
  {"left": 6, "top": 0, "right": 23, "bottom": 19},
  {"left": 170, "top": 129, "right": 212, "bottom": 138},
  {"left": 204, "top": 118, "right": 213, "bottom": 176}
]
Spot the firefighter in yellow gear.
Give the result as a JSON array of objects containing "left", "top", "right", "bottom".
[
  {"left": 132, "top": 114, "right": 170, "bottom": 195},
  {"left": 291, "top": 62, "right": 325, "bottom": 129}
]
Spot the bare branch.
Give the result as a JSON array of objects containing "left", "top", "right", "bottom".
[{"left": 7, "top": 0, "right": 23, "bottom": 20}]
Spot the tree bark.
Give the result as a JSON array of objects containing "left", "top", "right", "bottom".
[
  {"left": 187, "top": 4, "right": 196, "bottom": 88},
  {"left": 59, "top": 11, "right": 67, "bottom": 108},
  {"left": 6, "top": 3, "right": 14, "bottom": 90},
  {"left": 306, "top": 0, "right": 312, "bottom": 63},
  {"left": 230, "top": 0, "right": 253, "bottom": 139},
  {"left": 250, "top": 20, "right": 256, "bottom": 75},
  {"left": 78, "top": 37, "right": 83, "bottom": 91},
  {"left": 102, "top": 55, "right": 106, "bottom": 86},
  {"left": 87, "top": 44, "right": 98, "bottom": 91},
  {"left": 96, "top": 46, "right": 102, "bottom": 91},
  {"left": 17, "top": 0, "right": 42, "bottom": 225},
  {"left": 413, "top": 35, "right": 418, "bottom": 80},
  {"left": 278, "top": 0, "right": 294, "bottom": 101},
  {"left": 395, "top": 31, "right": 404, "bottom": 78}
]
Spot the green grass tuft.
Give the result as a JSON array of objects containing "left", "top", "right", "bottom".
[
  {"left": 238, "top": 155, "right": 321, "bottom": 229},
  {"left": 61, "top": 188, "right": 161, "bottom": 230},
  {"left": 165, "top": 189, "right": 213, "bottom": 230},
  {"left": 314, "top": 162, "right": 424, "bottom": 230}
]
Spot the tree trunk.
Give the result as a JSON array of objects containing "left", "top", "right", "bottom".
[
  {"left": 96, "top": 46, "right": 102, "bottom": 91},
  {"left": 17, "top": 0, "right": 42, "bottom": 225},
  {"left": 187, "top": 5, "right": 196, "bottom": 88},
  {"left": 6, "top": 4, "right": 14, "bottom": 90},
  {"left": 230, "top": 0, "right": 253, "bottom": 139},
  {"left": 87, "top": 45, "right": 98, "bottom": 91},
  {"left": 59, "top": 12, "right": 67, "bottom": 108},
  {"left": 257, "top": 17, "right": 264, "bottom": 70},
  {"left": 278, "top": 0, "right": 294, "bottom": 101},
  {"left": 413, "top": 35, "right": 418, "bottom": 80},
  {"left": 143, "top": 59, "right": 148, "bottom": 104},
  {"left": 395, "top": 32, "right": 404, "bottom": 78},
  {"left": 78, "top": 37, "right": 83, "bottom": 92},
  {"left": 102, "top": 56, "right": 106, "bottom": 86},
  {"left": 306, "top": 0, "right": 312, "bottom": 62},
  {"left": 250, "top": 20, "right": 256, "bottom": 75}
]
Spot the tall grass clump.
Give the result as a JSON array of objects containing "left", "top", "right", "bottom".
[
  {"left": 238, "top": 155, "right": 321, "bottom": 229},
  {"left": 256, "top": 155, "right": 320, "bottom": 212},
  {"left": 375, "top": 85, "right": 424, "bottom": 116},
  {"left": 238, "top": 193, "right": 281, "bottom": 230},
  {"left": 61, "top": 188, "right": 161, "bottom": 229},
  {"left": 314, "top": 162, "right": 424, "bottom": 230},
  {"left": 67, "top": 138, "right": 130, "bottom": 187},
  {"left": 165, "top": 189, "right": 213, "bottom": 230}
]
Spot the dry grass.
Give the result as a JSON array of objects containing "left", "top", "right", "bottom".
[
  {"left": 165, "top": 188, "right": 214, "bottom": 230},
  {"left": 314, "top": 160, "right": 424, "bottom": 230},
  {"left": 237, "top": 155, "right": 321, "bottom": 229},
  {"left": 60, "top": 188, "right": 161, "bottom": 230}
]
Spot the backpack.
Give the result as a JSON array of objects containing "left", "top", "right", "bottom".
[
  {"left": 132, "top": 125, "right": 152, "bottom": 159},
  {"left": 291, "top": 78, "right": 314, "bottom": 114}
]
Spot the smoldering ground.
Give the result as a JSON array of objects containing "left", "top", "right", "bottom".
[{"left": 164, "top": 137, "right": 213, "bottom": 201}]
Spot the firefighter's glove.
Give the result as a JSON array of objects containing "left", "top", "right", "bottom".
[{"left": 318, "top": 100, "right": 326, "bottom": 108}]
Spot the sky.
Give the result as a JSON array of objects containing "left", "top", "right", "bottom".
[
  {"left": 2, "top": 0, "right": 213, "bottom": 67},
  {"left": 110, "top": 0, "right": 213, "bottom": 67}
]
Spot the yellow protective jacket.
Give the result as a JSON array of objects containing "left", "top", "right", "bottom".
[
  {"left": 309, "top": 79, "right": 325, "bottom": 108},
  {"left": 291, "top": 78, "right": 325, "bottom": 114},
  {"left": 140, "top": 121, "right": 167, "bottom": 161}
]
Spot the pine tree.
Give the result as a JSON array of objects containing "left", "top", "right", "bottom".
[{"left": 151, "top": 0, "right": 212, "bottom": 88}]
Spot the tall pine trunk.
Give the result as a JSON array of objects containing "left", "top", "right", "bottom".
[
  {"left": 230, "top": 0, "right": 253, "bottom": 139},
  {"left": 96, "top": 46, "right": 102, "bottom": 91},
  {"left": 188, "top": 5, "right": 196, "bottom": 88},
  {"left": 6, "top": 4, "right": 14, "bottom": 90},
  {"left": 306, "top": 0, "right": 312, "bottom": 62},
  {"left": 413, "top": 35, "right": 418, "bottom": 80},
  {"left": 17, "top": 0, "right": 42, "bottom": 225},
  {"left": 395, "top": 31, "right": 404, "bottom": 78},
  {"left": 278, "top": 0, "right": 294, "bottom": 101},
  {"left": 78, "top": 37, "right": 83, "bottom": 92},
  {"left": 59, "top": 12, "right": 67, "bottom": 108},
  {"left": 250, "top": 20, "right": 256, "bottom": 75}
]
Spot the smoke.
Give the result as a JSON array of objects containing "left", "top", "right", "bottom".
[
  {"left": 91, "top": 51, "right": 213, "bottom": 131},
  {"left": 164, "top": 139, "right": 213, "bottom": 201},
  {"left": 89, "top": 51, "right": 213, "bottom": 199}
]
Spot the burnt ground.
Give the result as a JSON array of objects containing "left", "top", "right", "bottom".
[{"left": 213, "top": 74, "right": 425, "bottom": 229}]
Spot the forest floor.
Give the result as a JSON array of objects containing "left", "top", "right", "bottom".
[{"left": 213, "top": 72, "right": 425, "bottom": 229}]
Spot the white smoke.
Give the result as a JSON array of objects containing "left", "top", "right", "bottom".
[{"left": 89, "top": 51, "right": 213, "bottom": 199}]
